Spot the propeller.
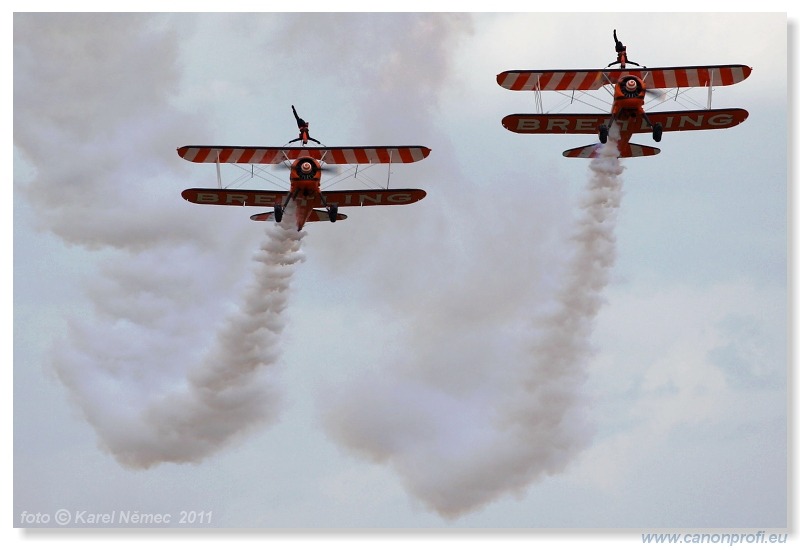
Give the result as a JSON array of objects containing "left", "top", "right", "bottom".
[
  {"left": 619, "top": 75, "right": 668, "bottom": 102},
  {"left": 645, "top": 88, "right": 669, "bottom": 103},
  {"left": 273, "top": 159, "right": 341, "bottom": 175},
  {"left": 620, "top": 75, "right": 643, "bottom": 97}
]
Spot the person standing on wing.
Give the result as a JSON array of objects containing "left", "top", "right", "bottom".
[
  {"left": 607, "top": 30, "right": 643, "bottom": 69},
  {"left": 289, "top": 105, "right": 321, "bottom": 145}
]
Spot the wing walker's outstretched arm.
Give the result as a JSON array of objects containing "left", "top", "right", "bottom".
[
  {"left": 288, "top": 105, "right": 321, "bottom": 145},
  {"left": 607, "top": 29, "right": 642, "bottom": 69}
]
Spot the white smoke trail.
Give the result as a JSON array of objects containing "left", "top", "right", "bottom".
[
  {"left": 15, "top": 13, "right": 308, "bottom": 469},
  {"left": 324, "top": 130, "right": 624, "bottom": 518},
  {"left": 54, "top": 215, "right": 305, "bottom": 468},
  {"left": 523, "top": 127, "right": 624, "bottom": 392},
  {"left": 17, "top": 12, "right": 626, "bottom": 515}
]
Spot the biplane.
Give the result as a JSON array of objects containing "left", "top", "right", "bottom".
[
  {"left": 497, "top": 31, "right": 751, "bottom": 158},
  {"left": 178, "top": 108, "right": 430, "bottom": 231}
]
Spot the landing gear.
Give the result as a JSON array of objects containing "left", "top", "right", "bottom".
[
  {"left": 599, "top": 124, "right": 609, "bottom": 144},
  {"left": 640, "top": 112, "right": 662, "bottom": 143},
  {"left": 319, "top": 192, "right": 338, "bottom": 223},
  {"left": 652, "top": 123, "right": 663, "bottom": 143},
  {"left": 273, "top": 203, "right": 283, "bottom": 223}
]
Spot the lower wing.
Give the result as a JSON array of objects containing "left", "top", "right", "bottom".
[
  {"left": 181, "top": 188, "right": 426, "bottom": 207},
  {"left": 502, "top": 108, "right": 748, "bottom": 135}
]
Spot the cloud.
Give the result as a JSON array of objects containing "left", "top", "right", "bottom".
[{"left": 15, "top": 13, "right": 306, "bottom": 468}]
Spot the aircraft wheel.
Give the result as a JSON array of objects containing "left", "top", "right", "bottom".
[
  {"left": 328, "top": 204, "right": 338, "bottom": 223},
  {"left": 274, "top": 204, "right": 283, "bottom": 223},
  {"left": 599, "top": 125, "right": 608, "bottom": 144},
  {"left": 653, "top": 123, "right": 663, "bottom": 143}
]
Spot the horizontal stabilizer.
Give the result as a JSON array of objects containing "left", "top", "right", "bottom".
[
  {"left": 563, "top": 143, "right": 660, "bottom": 159},
  {"left": 250, "top": 210, "right": 349, "bottom": 222},
  {"left": 562, "top": 144, "right": 601, "bottom": 158},
  {"left": 177, "top": 146, "right": 430, "bottom": 165}
]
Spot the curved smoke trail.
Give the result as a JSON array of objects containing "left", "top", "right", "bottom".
[
  {"left": 325, "top": 131, "right": 624, "bottom": 518},
  {"left": 54, "top": 217, "right": 305, "bottom": 468},
  {"left": 16, "top": 13, "right": 307, "bottom": 469}
]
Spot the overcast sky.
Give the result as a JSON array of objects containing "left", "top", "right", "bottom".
[{"left": 11, "top": 8, "right": 791, "bottom": 543}]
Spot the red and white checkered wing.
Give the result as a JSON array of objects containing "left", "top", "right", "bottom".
[
  {"left": 177, "top": 146, "right": 431, "bottom": 165},
  {"left": 497, "top": 65, "right": 751, "bottom": 92}
]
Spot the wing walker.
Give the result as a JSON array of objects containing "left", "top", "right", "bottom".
[
  {"left": 497, "top": 31, "right": 751, "bottom": 158},
  {"left": 178, "top": 107, "right": 430, "bottom": 231}
]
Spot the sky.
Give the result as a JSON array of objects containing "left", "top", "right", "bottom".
[{"left": 10, "top": 7, "right": 791, "bottom": 543}]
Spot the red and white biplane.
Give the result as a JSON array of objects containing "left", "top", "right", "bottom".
[
  {"left": 179, "top": 107, "right": 430, "bottom": 231},
  {"left": 497, "top": 31, "right": 751, "bottom": 158}
]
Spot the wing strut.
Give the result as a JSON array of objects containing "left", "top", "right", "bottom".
[
  {"left": 386, "top": 150, "right": 393, "bottom": 189},
  {"left": 707, "top": 68, "right": 715, "bottom": 109},
  {"left": 535, "top": 76, "right": 543, "bottom": 114},
  {"left": 215, "top": 151, "right": 222, "bottom": 188}
]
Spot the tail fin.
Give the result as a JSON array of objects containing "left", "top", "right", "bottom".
[{"left": 563, "top": 142, "right": 660, "bottom": 158}]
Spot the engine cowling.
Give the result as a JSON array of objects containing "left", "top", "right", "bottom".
[
  {"left": 619, "top": 76, "right": 644, "bottom": 98},
  {"left": 294, "top": 157, "right": 319, "bottom": 180}
]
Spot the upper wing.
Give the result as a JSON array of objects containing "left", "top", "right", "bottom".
[
  {"left": 497, "top": 70, "right": 610, "bottom": 91},
  {"left": 639, "top": 65, "right": 751, "bottom": 89},
  {"left": 497, "top": 65, "right": 751, "bottom": 91},
  {"left": 502, "top": 109, "right": 749, "bottom": 135},
  {"left": 177, "top": 146, "right": 431, "bottom": 164}
]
